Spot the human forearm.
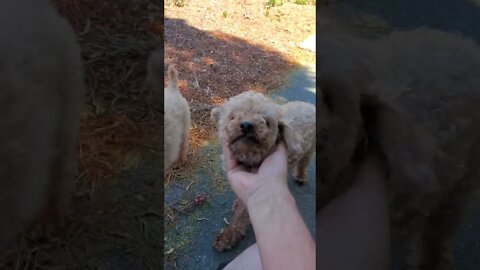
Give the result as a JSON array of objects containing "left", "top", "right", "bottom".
[
  {"left": 316, "top": 156, "right": 390, "bottom": 270},
  {"left": 247, "top": 185, "right": 316, "bottom": 270}
]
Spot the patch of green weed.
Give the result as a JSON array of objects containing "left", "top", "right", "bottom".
[
  {"left": 294, "top": 0, "right": 308, "bottom": 4},
  {"left": 166, "top": 0, "right": 186, "bottom": 7},
  {"left": 266, "top": 0, "right": 283, "bottom": 7}
]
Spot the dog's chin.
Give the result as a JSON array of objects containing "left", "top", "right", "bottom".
[{"left": 228, "top": 135, "right": 267, "bottom": 167}]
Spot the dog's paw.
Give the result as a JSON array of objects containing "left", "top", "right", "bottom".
[
  {"left": 172, "top": 158, "right": 187, "bottom": 169},
  {"left": 213, "top": 228, "right": 238, "bottom": 252},
  {"left": 293, "top": 172, "right": 307, "bottom": 184},
  {"left": 172, "top": 162, "right": 183, "bottom": 169}
]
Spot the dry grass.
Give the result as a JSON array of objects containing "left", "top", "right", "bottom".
[{"left": 166, "top": 0, "right": 315, "bottom": 63}]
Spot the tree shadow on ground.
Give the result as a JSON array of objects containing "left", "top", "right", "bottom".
[
  {"left": 164, "top": 16, "right": 315, "bottom": 270},
  {"left": 164, "top": 16, "right": 299, "bottom": 129}
]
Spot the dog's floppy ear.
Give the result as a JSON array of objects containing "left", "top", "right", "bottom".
[
  {"left": 211, "top": 106, "right": 222, "bottom": 123},
  {"left": 278, "top": 120, "right": 302, "bottom": 155},
  {"left": 318, "top": 77, "right": 363, "bottom": 185}
]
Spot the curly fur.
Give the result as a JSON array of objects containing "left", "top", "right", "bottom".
[
  {"left": 0, "top": 0, "right": 85, "bottom": 249},
  {"left": 317, "top": 27, "right": 480, "bottom": 269},
  {"left": 148, "top": 55, "right": 191, "bottom": 174},
  {"left": 211, "top": 91, "right": 316, "bottom": 251}
]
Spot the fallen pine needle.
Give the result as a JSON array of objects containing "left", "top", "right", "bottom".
[{"left": 223, "top": 218, "right": 230, "bottom": 225}]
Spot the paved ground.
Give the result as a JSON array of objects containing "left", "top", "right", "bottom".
[
  {"left": 328, "top": 1, "right": 480, "bottom": 269},
  {"left": 164, "top": 64, "right": 316, "bottom": 270}
]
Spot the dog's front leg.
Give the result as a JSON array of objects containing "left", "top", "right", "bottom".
[{"left": 213, "top": 197, "right": 250, "bottom": 252}]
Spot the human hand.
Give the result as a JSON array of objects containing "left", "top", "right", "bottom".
[
  {"left": 317, "top": 152, "right": 390, "bottom": 270},
  {"left": 221, "top": 142, "right": 315, "bottom": 270},
  {"left": 222, "top": 141, "right": 290, "bottom": 206}
]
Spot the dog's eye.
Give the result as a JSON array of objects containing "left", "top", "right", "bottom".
[{"left": 265, "top": 120, "right": 270, "bottom": 127}]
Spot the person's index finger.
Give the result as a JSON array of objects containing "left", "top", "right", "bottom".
[
  {"left": 222, "top": 143, "right": 237, "bottom": 171},
  {"left": 276, "top": 142, "right": 287, "bottom": 155},
  {"left": 272, "top": 142, "right": 288, "bottom": 160},
  {"left": 263, "top": 143, "right": 288, "bottom": 166}
]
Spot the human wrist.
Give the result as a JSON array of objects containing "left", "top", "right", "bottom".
[{"left": 246, "top": 183, "right": 294, "bottom": 217}]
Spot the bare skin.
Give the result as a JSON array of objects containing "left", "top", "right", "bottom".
[
  {"left": 222, "top": 143, "right": 390, "bottom": 270},
  {"left": 316, "top": 153, "right": 390, "bottom": 270},
  {"left": 222, "top": 142, "right": 315, "bottom": 270}
]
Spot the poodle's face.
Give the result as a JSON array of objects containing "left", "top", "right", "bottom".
[{"left": 211, "top": 91, "right": 294, "bottom": 167}]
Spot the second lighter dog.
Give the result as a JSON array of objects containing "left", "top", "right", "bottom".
[{"left": 148, "top": 54, "right": 191, "bottom": 174}]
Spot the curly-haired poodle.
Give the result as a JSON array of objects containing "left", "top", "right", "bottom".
[
  {"left": 317, "top": 27, "right": 480, "bottom": 270},
  {"left": 211, "top": 91, "right": 316, "bottom": 251},
  {"left": 148, "top": 53, "right": 191, "bottom": 174},
  {"left": 0, "top": 0, "right": 85, "bottom": 249}
]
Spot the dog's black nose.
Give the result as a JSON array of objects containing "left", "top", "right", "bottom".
[{"left": 240, "top": 121, "right": 253, "bottom": 134}]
